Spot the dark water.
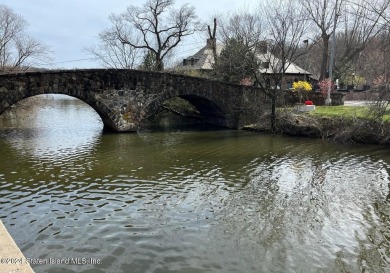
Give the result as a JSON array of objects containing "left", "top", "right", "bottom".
[{"left": 0, "top": 95, "right": 390, "bottom": 273}]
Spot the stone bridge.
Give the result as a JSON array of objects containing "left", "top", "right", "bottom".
[{"left": 0, "top": 69, "right": 267, "bottom": 132}]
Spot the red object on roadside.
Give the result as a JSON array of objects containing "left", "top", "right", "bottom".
[{"left": 304, "top": 100, "right": 313, "bottom": 105}]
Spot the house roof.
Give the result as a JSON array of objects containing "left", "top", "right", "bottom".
[
  {"left": 175, "top": 40, "right": 223, "bottom": 70},
  {"left": 174, "top": 39, "right": 312, "bottom": 76},
  {"left": 257, "top": 52, "right": 312, "bottom": 75}
]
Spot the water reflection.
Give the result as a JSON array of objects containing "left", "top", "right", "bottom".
[
  {"left": 216, "top": 151, "right": 390, "bottom": 272},
  {"left": 0, "top": 96, "right": 389, "bottom": 273},
  {"left": 0, "top": 95, "right": 102, "bottom": 161}
]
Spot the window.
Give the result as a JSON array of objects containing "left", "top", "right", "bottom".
[{"left": 190, "top": 58, "right": 199, "bottom": 66}]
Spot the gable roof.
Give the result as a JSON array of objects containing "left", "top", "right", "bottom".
[
  {"left": 174, "top": 39, "right": 312, "bottom": 76},
  {"left": 257, "top": 52, "right": 311, "bottom": 75},
  {"left": 175, "top": 40, "right": 223, "bottom": 70}
]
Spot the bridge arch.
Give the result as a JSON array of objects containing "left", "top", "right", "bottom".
[
  {"left": 180, "top": 94, "right": 228, "bottom": 127},
  {"left": 143, "top": 93, "right": 229, "bottom": 128},
  {"left": 9, "top": 93, "right": 112, "bottom": 128},
  {"left": 0, "top": 88, "right": 118, "bottom": 132}
]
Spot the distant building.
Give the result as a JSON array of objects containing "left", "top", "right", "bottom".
[
  {"left": 174, "top": 39, "right": 314, "bottom": 88},
  {"left": 175, "top": 39, "right": 222, "bottom": 71}
]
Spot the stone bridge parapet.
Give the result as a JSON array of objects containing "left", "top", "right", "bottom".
[{"left": 0, "top": 69, "right": 267, "bottom": 132}]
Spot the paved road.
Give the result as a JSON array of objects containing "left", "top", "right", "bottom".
[{"left": 344, "top": 100, "right": 370, "bottom": 106}]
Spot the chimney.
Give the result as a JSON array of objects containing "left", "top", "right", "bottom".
[
  {"left": 258, "top": 41, "right": 268, "bottom": 54},
  {"left": 207, "top": 38, "right": 216, "bottom": 49}
]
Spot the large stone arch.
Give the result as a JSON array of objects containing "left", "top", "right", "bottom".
[
  {"left": 0, "top": 71, "right": 126, "bottom": 132},
  {"left": 0, "top": 86, "right": 118, "bottom": 132}
]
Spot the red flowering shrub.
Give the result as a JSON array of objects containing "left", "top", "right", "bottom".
[
  {"left": 318, "top": 79, "right": 334, "bottom": 98},
  {"left": 373, "top": 75, "right": 389, "bottom": 91},
  {"left": 304, "top": 100, "right": 313, "bottom": 105}
]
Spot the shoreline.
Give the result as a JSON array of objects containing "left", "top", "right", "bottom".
[
  {"left": 243, "top": 109, "right": 390, "bottom": 146},
  {"left": 0, "top": 220, "right": 35, "bottom": 273}
]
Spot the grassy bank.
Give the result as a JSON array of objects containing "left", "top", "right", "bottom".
[
  {"left": 246, "top": 105, "right": 390, "bottom": 145},
  {"left": 310, "top": 105, "right": 390, "bottom": 122},
  {"left": 310, "top": 106, "right": 368, "bottom": 118}
]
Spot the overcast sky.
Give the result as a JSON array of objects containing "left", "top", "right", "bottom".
[{"left": 0, "top": 0, "right": 257, "bottom": 69}]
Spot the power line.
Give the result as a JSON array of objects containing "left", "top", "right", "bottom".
[
  {"left": 43, "top": 57, "right": 99, "bottom": 66},
  {"left": 176, "top": 41, "right": 205, "bottom": 48},
  {"left": 35, "top": 41, "right": 207, "bottom": 68}
]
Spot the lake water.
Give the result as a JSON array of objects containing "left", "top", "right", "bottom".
[{"left": 0, "top": 95, "right": 389, "bottom": 273}]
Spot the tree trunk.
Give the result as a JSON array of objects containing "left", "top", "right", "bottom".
[
  {"left": 320, "top": 34, "right": 330, "bottom": 80},
  {"left": 271, "top": 95, "right": 276, "bottom": 133},
  {"left": 156, "top": 61, "right": 164, "bottom": 71},
  {"left": 155, "top": 52, "right": 164, "bottom": 71}
]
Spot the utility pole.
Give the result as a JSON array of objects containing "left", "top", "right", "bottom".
[
  {"left": 303, "top": 39, "right": 309, "bottom": 81},
  {"left": 325, "top": 0, "right": 339, "bottom": 106}
]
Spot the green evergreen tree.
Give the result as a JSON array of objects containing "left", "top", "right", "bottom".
[
  {"left": 139, "top": 51, "right": 158, "bottom": 71},
  {"left": 212, "top": 38, "right": 258, "bottom": 84}
]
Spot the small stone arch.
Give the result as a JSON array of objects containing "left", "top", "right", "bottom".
[
  {"left": 141, "top": 93, "right": 229, "bottom": 128},
  {"left": 180, "top": 94, "right": 228, "bottom": 127}
]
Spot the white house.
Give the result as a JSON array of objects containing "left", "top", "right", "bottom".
[{"left": 174, "top": 39, "right": 314, "bottom": 88}]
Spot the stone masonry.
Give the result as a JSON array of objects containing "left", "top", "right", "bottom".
[{"left": 0, "top": 69, "right": 266, "bottom": 132}]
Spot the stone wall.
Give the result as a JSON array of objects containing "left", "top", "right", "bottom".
[
  {"left": 280, "top": 90, "right": 345, "bottom": 106},
  {"left": 343, "top": 90, "right": 382, "bottom": 101},
  {"left": 308, "top": 92, "right": 345, "bottom": 105},
  {"left": 240, "top": 85, "right": 271, "bottom": 127}
]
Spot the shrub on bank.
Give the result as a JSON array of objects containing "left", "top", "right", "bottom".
[
  {"left": 245, "top": 110, "right": 390, "bottom": 145},
  {"left": 292, "top": 81, "right": 312, "bottom": 103}
]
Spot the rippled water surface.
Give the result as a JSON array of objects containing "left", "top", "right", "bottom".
[{"left": 1, "top": 95, "right": 390, "bottom": 273}]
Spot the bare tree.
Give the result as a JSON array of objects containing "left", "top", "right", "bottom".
[
  {"left": 357, "top": 33, "right": 389, "bottom": 84},
  {"left": 255, "top": 0, "right": 308, "bottom": 131},
  {"left": 365, "top": 29, "right": 390, "bottom": 119},
  {"left": 219, "top": 11, "right": 263, "bottom": 50},
  {"left": 301, "top": 0, "right": 390, "bottom": 81},
  {"left": 215, "top": 1, "right": 307, "bottom": 131},
  {"left": 301, "top": 0, "right": 344, "bottom": 80},
  {"left": 109, "top": 0, "right": 199, "bottom": 71},
  {"left": 334, "top": 0, "right": 390, "bottom": 79},
  {"left": 87, "top": 17, "right": 142, "bottom": 69},
  {"left": 0, "top": 5, "right": 50, "bottom": 73},
  {"left": 215, "top": 11, "right": 263, "bottom": 85}
]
